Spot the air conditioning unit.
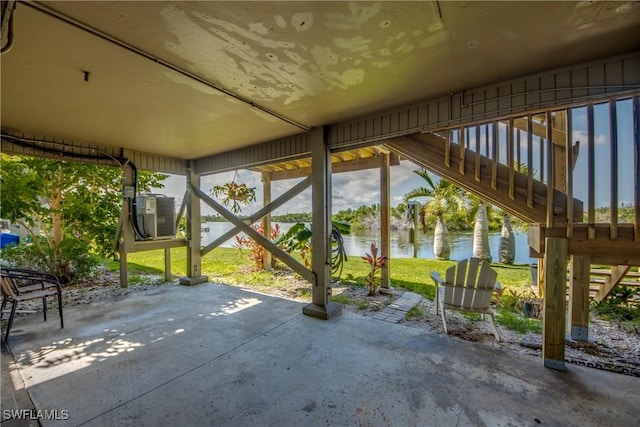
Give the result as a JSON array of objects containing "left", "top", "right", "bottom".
[{"left": 135, "top": 194, "right": 176, "bottom": 240}]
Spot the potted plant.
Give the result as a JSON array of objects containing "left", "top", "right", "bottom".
[{"left": 211, "top": 181, "right": 256, "bottom": 214}]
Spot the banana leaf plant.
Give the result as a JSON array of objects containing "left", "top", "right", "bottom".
[{"left": 274, "top": 220, "right": 350, "bottom": 281}]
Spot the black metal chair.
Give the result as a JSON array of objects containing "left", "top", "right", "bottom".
[{"left": 0, "top": 270, "right": 64, "bottom": 342}]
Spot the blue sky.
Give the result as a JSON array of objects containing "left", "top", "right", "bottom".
[
  {"left": 154, "top": 99, "right": 637, "bottom": 216},
  {"left": 155, "top": 159, "right": 424, "bottom": 216}
]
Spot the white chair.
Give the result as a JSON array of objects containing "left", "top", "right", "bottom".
[{"left": 430, "top": 258, "right": 501, "bottom": 341}]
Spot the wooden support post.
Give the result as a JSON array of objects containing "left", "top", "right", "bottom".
[
  {"left": 262, "top": 172, "right": 273, "bottom": 270},
  {"left": 119, "top": 252, "right": 128, "bottom": 289},
  {"left": 609, "top": 101, "right": 619, "bottom": 240},
  {"left": 537, "top": 257, "right": 544, "bottom": 297},
  {"left": 507, "top": 119, "right": 515, "bottom": 200},
  {"left": 380, "top": 153, "right": 392, "bottom": 294},
  {"left": 459, "top": 126, "right": 466, "bottom": 175},
  {"left": 546, "top": 111, "right": 555, "bottom": 227},
  {"left": 164, "top": 248, "right": 172, "bottom": 282},
  {"left": 180, "top": 163, "right": 208, "bottom": 286},
  {"left": 566, "top": 109, "right": 574, "bottom": 238},
  {"left": 491, "top": 122, "right": 498, "bottom": 190},
  {"left": 516, "top": 126, "right": 521, "bottom": 170},
  {"left": 475, "top": 124, "right": 481, "bottom": 182},
  {"left": 543, "top": 237, "right": 568, "bottom": 370},
  {"left": 444, "top": 129, "right": 451, "bottom": 168},
  {"left": 587, "top": 104, "right": 596, "bottom": 240},
  {"left": 303, "top": 127, "right": 342, "bottom": 319},
  {"left": 527, "top": 115, "right": 534, "bottom": 209},
  {"left": 118, "top": 162, "right": 136, "bottom": 288},
  {"left": 633, "top": 96, "right": 640, "bottom": 242},
  {"left": 569, "top": 255, "right": 590, "bottom": 342}
]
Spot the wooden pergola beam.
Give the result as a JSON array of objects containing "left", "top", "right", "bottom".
[{"left": 265, "top": 153, "right": 400, "bottom": 181}]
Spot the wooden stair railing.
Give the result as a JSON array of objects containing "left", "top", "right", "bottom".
[{"left": 385, "top": 133, "right": 583, "bottom": 224}]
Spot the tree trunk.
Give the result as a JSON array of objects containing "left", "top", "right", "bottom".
[
  {"left": 473, "top": 202, "right": 492, "bottom": 262},
  {"left": 499, "top": 213, "right": 515, "bottom": 264},
  {"left": 433, "top": 215, "right": 450, "bottom": 260}
]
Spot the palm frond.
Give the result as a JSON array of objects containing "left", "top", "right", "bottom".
[
  {"left": 404, "top": 187, "right": 431, "bottom": 201},
  {"left": 413, "top": 168, "right": 436, "bottom": 189}
]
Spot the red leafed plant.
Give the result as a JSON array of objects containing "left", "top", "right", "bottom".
[
  {"left": 234, "top": 223, "right": 281, "bottom": 271},
  {"left": 362, "top": 243, "right": 388, "bottom": 295}
]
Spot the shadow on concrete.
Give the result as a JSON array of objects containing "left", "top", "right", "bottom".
[{"left": 1, "top": 283, "right": 637, "bottom": 426}]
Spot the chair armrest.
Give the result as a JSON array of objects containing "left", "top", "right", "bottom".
[
  {"left": 2, "top": 270, "right": 61, "bottom": 293},
  {"left": 430, "top": 272, "right": 445, "bottom": 286}
]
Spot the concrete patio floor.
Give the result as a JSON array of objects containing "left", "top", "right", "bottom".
[{"left": 1, "top": 282, "right": 638, "bottom": 427}]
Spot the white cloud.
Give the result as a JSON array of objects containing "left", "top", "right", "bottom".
[
  {"left": 572, "top": 130, "right": 608, "bottom": 145},
  {"left": 152, "top": 160, "right": 429, "bottom": 216}
]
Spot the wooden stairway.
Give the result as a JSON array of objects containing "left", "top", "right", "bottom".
[
  {"left": 385, "top": 132, "right": 583, "bottom": 224},
  {"left": 383, "top": 105, "right": 639, "bottom": 267},
  {"left": 587, "top": 266, "right": 640, "bottom": 302}
]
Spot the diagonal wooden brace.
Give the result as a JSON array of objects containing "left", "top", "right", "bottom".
[
  {"left": 202, "top": 176, "right": 311, "bottom": 255},
  {"left": 189, "top": 183, "right": 315, "bottom": 284}
]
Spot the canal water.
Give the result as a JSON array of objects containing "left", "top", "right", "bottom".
[{"left": 201, "top": 222, "right": 534, "bottom": 263}]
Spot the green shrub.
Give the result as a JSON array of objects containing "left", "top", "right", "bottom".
[
  {"left": 0, "top": 237, "right": 98, "bottom": 283},
  {"left": 356, "top": 300, "right": 370, "bottom": 310},
  {"left": 333, "top": 294, "right": 351, "bottom": 305},
  {"left": 405, "top": 306, "right": 423, "bottom": 320},
  {"left": 496, "top": 310, "right": 542, "bottom": 334},
  {"left": 592, "top": 295, "right": 640, "bottom": 327}
]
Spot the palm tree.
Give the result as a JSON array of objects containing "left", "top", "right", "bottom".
[
  {"left": 495, "top": 162, "right": 532, "bottom": 264},
  {"left": 470, "top": 198, "right": 493, "bottom": 263},
  {"left": 404, "top": 169, "right": 464, "bottom": 260},
  {"left": 498, "top": 212, "right": 515, "bottom": 264}
]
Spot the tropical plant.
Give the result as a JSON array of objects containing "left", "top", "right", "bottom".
[
  {"left": 273, "top": 222, "right": 313, "bottom": 268},
  {"left": 273, "top": 221, "right": 350, "bottom": 281},
  {"left": 472, "top": 200, "right": 492, "bottom": 262},
  {"left": 495, "top": 161, "right": 535, "bottom": 260},
  {"left": 361, "top": 243, "right": 388, "bottom": 295},
  {"left": 211, "top": 181, "right": 256, "bottom": 214},
  {"left": 0, "top": 236, "right": 99, "bottom": 283},
  {"left": 234, "top": 223, "right": 281, "bottom": 270},
  {"left": 0, "top": 154, "right": 167, "bottom": 281},
  {"left": 404, "top": 169, "right": 465, "bottom": 260},
  {"left": 498, "top": 212, "right": 515, "bottom": 264}
]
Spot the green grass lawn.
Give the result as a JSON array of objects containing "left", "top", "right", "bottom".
[
  {"left": 102, "top": 248, "right": 638, "bottom": 332},
  {"left": 105, "top": 247, "right": 534, "bottom": 301}
]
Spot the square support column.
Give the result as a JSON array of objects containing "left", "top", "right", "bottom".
[
  {"left": 569, "top": 255, "right": 591, "bottom": 341},
  {"left": 118, "top": 162, "right": 136, "bottom": 288},
  {"left": 379, "top": 153, "right": 393, "bottom": 294},
  {"left": 262, "top": 172, "right": 273, "bottom": 270},
  {"left": 180, "top": 163, "right": 208, "bottom": 286},
  {"left": 303, "top": 127, "right": 342, "bottom": 319},
  {"left": 542, "top": 237, "right": 568, "bottom": 370}
]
